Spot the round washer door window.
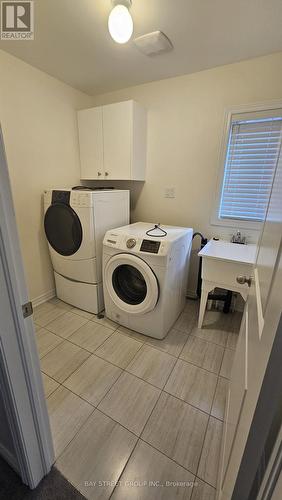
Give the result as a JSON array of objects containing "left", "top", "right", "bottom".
[
  {"left": 44, "top": 203, "right": 83, "bottom": 256},
  {"left": 104, "top": 254, "right": 159, "bottom": 314}
]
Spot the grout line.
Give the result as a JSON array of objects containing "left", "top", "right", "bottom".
[
  {"left": 47, "top": 376, "right": 210, "bottom": 487},
  {"left": 40, "top": 299, "right": 232, "bottom": 491},
  {"left": 138, "top": 436, "right": 197, "bottom": 478},
  {"left": 41, "top": 345, "right": 223, "bottom": 421},
  {"left": 38, "top": 304, "right": 237, "bottom": 371},
  {"left": 36, "top": 334, "right": 65, "bottom": 360},
  {"left": 41, "top": 322, "right": 116, "bottom": 356},
  {"left": 54, "top": 407, "right": 97, "bottom": 463}
]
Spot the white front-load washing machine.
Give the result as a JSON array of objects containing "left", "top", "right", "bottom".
[
  {"left": 103, "top": 222, "right": 193, "bottom": 339},
  {"left": 44, "top": 188, "right": 129, "bottom": 313}
]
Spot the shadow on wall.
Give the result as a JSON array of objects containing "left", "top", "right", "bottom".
[
  {"left": 80, "top": 180, "right": 145, "bottom": 221},
  {"left": 80, "top": 178, "right": 201, "bottom": 298}
]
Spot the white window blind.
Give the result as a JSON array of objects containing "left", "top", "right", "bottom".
[{"left": 219, "top": 115, "right": 282, "bottom": 222}]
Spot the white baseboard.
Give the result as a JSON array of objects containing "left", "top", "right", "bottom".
[{"left": 31, "top": 289, "right": 56, "bottom": 308}]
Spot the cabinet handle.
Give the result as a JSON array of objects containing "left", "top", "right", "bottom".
[
  {"left": 105, "top": 172, "right": 109, "bottom": 177},
  {"left": 97, "top": 172, "right": 102, "bottom": 176}
]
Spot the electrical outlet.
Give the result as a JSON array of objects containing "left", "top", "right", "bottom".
[{"left": 164, "top": 187, "right": 175, "bottom": 198}]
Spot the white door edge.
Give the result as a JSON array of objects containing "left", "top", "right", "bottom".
[{"left": 0, "top": 124, "right": 54, "bottom": 488}]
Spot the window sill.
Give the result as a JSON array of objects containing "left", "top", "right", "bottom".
[{"left": 210, "top": 214, "right": 262, "bottom": 231}]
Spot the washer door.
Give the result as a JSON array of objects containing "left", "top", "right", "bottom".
[
  {"left": 44, "top": 203, "right": 83, "bottom": 256},
  {"left": 105, "top": 254, "right": 159, "bottom": 314}
]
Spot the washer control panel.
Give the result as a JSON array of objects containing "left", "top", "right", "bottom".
[
  {"left": 140, "top": 239, "right": 161, "bottom": 254},
  {"left": 126, "top": 238, "right": 137, "bottom": 249}
]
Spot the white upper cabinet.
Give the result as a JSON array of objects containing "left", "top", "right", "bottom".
[
  {"left": 78, "top": 100, "right": 147, "bottom": 181},
  {"left": 77, "top": 106, "right": 103, "bottom": 180}
]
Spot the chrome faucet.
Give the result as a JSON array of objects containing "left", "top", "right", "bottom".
[{"left": 231, "top": 230, "right": 246, "bottom": 245}]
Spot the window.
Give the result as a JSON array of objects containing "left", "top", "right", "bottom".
[{"left": 218, "top": 110, "right": 282, "bottom": 223}]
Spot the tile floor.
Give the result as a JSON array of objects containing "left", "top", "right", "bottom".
[{"left": 34, "top": 297, "right": 241, "bottom": 500}]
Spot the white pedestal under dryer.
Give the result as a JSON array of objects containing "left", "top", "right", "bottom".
[
  {"left": 44, "top": 189, "right": 130, "bottom": 313},
  {"left": 103, "top": 222, "right": 193, "bottom": 339}
]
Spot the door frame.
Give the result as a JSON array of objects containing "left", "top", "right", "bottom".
[{"left": 0, "top": 124, "right": 54, "bottom": 488}]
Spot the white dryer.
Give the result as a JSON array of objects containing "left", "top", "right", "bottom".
[
  {"left": 103, "top": 222, "right": 193, "bottom": 339},
  {"left": 44, "top": 189, "right": 129, "bottom": 313}
]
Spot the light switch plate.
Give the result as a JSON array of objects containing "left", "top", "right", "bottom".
[{"left": 164, "top": 187, "right": 175, "bottom": 198}]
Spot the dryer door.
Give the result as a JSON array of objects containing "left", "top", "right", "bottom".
[
  {"left": 44, "top": 202, "right": 83, "bottom": 256},
  {"left": 105, "top": 254, "right": 159, "bottom": 314}
]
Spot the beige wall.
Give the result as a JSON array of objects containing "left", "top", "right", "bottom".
[
  {"left": 90, "top": 52, "right": 282, "bottom": 294},
  {"left": 1, "top": 50, "right": 282, "bottom": 300},
  {"left": 0, "top": 50, "right": 92, "bottom": 302}
]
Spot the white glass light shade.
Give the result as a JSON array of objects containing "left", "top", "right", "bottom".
[{"left": 108, "top": 4, "right": 133, "bottom": 44}]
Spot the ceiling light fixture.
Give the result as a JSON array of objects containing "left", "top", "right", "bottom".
[{"left": 108, "top": 0, "right": 133, "bottom": 44}]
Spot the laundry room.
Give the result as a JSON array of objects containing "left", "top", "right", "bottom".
[{"left": 0, "top": 2, "right": 282, "bottom": 500}]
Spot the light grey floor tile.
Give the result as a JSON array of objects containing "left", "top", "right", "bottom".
[
  {"left": 48, "top": 297, "right": 73, "bottom": 311},
  {"left": 35, "top": 328, "right": 63, "bottom": 359},
  {"left": 193, "top": 326, "right": 228, "bottom": 348},
  {"left": 211, "top": 377, "right": 229, "bottom": 421},
  {"left": 95, "top": 332, "right": 142, "bottom": 369},
  {"left": 231, "top": 311, "right": 243, "bottom": 333},
  {"left": 41, "top": 373, "right": 59, "bottom": 398},
  {"left": 198, "top": 416, "right": 223, "bottom": 488},
  {"left": 145, "top": 329, "right": 188, "bottom": 357},
  {"left": 165, "top": 360, "right": 217, "bottom": 413},
  {"left": 33, "top": 302, "right": 65, "bottom": 327},
  {"left": 117, "top": 325, "right": 148, "bottom": 343},
  {"left": 142, "top": 393, "right": 208, "bottom": 474},
  {"left": 173, "top": 311, "right": 195, "bottom": 334},
  {"left": 203, "top": 310, "right": 234, "bottom": 332},
  {"left": 64, "top": 355, "right": 122, "bottom": 406},
  {"left": 56, "top": 409, "right": 137, "bottom": 500},
  {"left": 46, "top": 311, "right": 89, "bottom": 339},
  {"left": 226, "top": 330, "right": 239, "bottom": 350},
  {"left": 184, "top": 299, "right": 199, "bottom": 316},
  {"left": 220, "top": 349, "right": 235, "bottom": 379},
  {"left": 191, "top": 479, "right": 216, "bottom": 500},
  {"left": 180, "top": 335, "right": 224, "bottom": 374},
  {"left": 47, "top": 386, "right": 93, "bottom": 458},
  {"left": 69, "top": 321, "right": 114, "bottom": 352},
  {"left": 33, "top": 323, "right": 42, "bottom": 333},
  {"left": 98, "top": 372, "right": 160, "bottom": 436},
  {"left": 126, "top": 345, "right": 176, "bottom": 389},
  {"left": 71, "top": 307, "right": 95, "bottom": 320},
  {"left": 112, "top": 440, "right": 194, "bottom": 500},
  {"left": 91, "top": 314, "right": 119, "bottom": 330},
  {"left": 41, "top": 341, "right": 90, "bottom": 383}
]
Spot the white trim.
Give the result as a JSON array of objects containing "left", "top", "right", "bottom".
[
  {"left": 0, "top": 124, "right": 54, "bottom": 488},
  {"left": 211, "top": 99, "right": 282, "bottom": 231},
  {"left": 31, "top": 288, "right": 56, "bottom": 308}
]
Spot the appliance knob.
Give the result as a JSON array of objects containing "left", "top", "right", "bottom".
[{"left": 126, "top": 238, "right": 136, "bottom": 249}]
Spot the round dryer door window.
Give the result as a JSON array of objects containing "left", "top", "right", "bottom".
[
  {"left": 105, "top": 254, "right": 159, "bottom": 314},
  {"left": 44, "top": 203, "right": 83, "bottom": 256}
]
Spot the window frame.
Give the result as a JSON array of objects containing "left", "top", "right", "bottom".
[{"left": 211, "top": 101, "right": 282, "bottom": 231}]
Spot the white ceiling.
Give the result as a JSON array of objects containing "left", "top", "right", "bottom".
[{"left": 1, "top": 0, "right": 282, "bottom": 95}]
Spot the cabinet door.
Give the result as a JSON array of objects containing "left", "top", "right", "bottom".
[
  {"left": 77, "top": 107, "right": 103, "bottom": 179},
  {"left": 103, "top": 101, "right": 132, "bottom": 180}
]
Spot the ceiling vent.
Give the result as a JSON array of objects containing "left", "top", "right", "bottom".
[{"left": 133, "top": 31, "right": 173, "bottom": 56}]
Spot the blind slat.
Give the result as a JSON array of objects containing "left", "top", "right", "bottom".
[{"left": 219, "top": 115, "right": 282, "bottom": 222}]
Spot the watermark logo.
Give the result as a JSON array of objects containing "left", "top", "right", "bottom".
[{"left": 1, "top": 1, "right": 34, "bottom": 40}]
